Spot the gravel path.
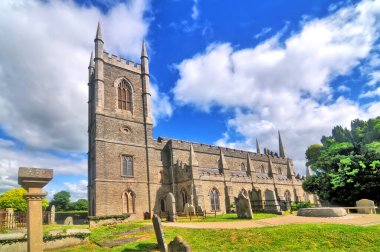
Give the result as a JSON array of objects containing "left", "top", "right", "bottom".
[{"left": 161, "top": 214, "right": 380, "bottom": 229}]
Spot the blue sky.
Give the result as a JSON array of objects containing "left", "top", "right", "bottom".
[{"left": 0, "top": 0, "right": 379, "bottom": 200}]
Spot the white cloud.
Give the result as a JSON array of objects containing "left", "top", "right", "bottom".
[
  {"left": 0, "top": 0, "right": 150, "bottom": 151},
  {"left": 0, "top": 140, "right": 87, "bottom": 193},
  {"left": 173, "top": 0, "right": 380, "bottom": 174},
  {"left": 191, "top": 0, "right": 199, "bottom": 20},
  {"left": 360, "top": 87, "right": 380, "bottom": 98},
  {"left": 151, "top": 83, "right": 173, "bottom": 124},
  {"left": 367, "top": 71, "right": 380, "bottom": 86},
  {"left": 337, "top": 85, "right": 351, "bottom": 92},
  {"left": 64, "top": 180, "right": 88, "bottom": 201}
]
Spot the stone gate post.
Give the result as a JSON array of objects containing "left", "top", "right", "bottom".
[{"left": 18, "top": 167, "right": 53, "bottom": 252}]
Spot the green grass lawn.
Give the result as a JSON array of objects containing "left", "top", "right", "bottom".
[{"left": 55, "top": 220, "right": 380, "bottom": 252}]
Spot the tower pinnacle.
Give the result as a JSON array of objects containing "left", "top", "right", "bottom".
[
  {"left": 256, "top": 138, "right": 261, "bottom": 154},
  {"left": 89, "top": 51, "right": 94, "bottom": 68},
  {"left": 278, "top": 130, "right": 286, "bottom": 158},
  {"left": 95, "top": 22, "right": 103, "bottom": 41},
  {"left": 141, "top": 40, "right": 148, "bottom": 58}
]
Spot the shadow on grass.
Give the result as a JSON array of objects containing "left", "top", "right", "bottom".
[{"left": 121, "top": 242, "right": 158, "bottom": 251}]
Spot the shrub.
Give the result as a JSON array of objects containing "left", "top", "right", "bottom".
[{"left": 291, "top": 201, "right": 315, "bottom": 211}]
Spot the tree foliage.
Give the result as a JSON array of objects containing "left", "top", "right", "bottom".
[
  {"left": 69, "top": 199, "right": 88, "bottom": 211},
  {"left": 0, "top": 188, "right": 48, "bottom": 211},
  {"left": 303, "top": 117, "right": 380, "bottom": 206},
  {"left": 49, "top": 190, "right": 71, "bottom": 211}
]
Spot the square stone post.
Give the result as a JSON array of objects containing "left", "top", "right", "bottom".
[{"left": 18, "top": 167, "right": 53, "bottom": 252}]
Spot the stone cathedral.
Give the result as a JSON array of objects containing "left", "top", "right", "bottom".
[{"left": 88, "top": 24, "right": 315, "bottom": 220}]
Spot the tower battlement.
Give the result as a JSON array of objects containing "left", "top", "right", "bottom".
[{"left": 102, "top": 51, "right": 142, "bottom": 73}]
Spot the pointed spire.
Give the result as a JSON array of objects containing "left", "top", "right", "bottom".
[
  {"left": 189, "top": 144, "right": 199, "bottom": 167},
  {"left": 306, "top": 166, "right": 313, "bottom": 177},
  {"left": 278, "top": 130, "right": 286, "bottom": 158},
  {"left": 218, "top": 148, "right": 228, "bottom": 173},
  {"left": 141, "top": 40, "right": 148, "bottom": 58},
  {"left": 89, "top": 51, "right": 94, "bottom": 68},
  {"left": 246, "top": 153, "right": 254, "bottom": 175},
  {"left": 268, "top": 157, "right": 273, "bottom": 177},
  {"left": 256, "top": 138, "right": 261, "bottom": 154},
  {"left": 95, "top": 22, "right": 103, "bottom": 41}
]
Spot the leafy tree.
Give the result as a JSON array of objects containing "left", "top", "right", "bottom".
[
  {"left": 69, "top": 199, "right": 88, "bottom": 211},
  {"left": 50, "top": 190, "right": 71, "bottom": 211},
  {"left": 303, "top": 117, "right": 380, "bottom": 206},
  {"left": 0, "top": 188, "right": 48, "bottom": 211}
]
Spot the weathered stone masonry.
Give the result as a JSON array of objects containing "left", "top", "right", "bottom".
[{"left": 88, "top": 24, "right": 316, "bottom": 220}]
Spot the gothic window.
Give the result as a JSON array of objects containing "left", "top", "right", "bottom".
[
  {"left": 210, "top": 188, "right": 220, "bottom": 211},
  {"left": 181, "top": 189, "right": 188, "bottom": 209},
  {"left": 284, "top": 190, "right": 291, "bottom": 203},
  {"left": 261, "top": 165, "right": 265, "bottom": 174},
  {"left": 277, "top": 168, "right": 282, "bottom": 175},
  {"left": 118, "top": 79, "right": 132, "bottom": 111},
  {"left": 240, "top": 163, "right": 246, "bottom": 171},
  {"left": 122, "top": 155, "right": 133, "bottom": 176},
  {"left": 123, "top": 190, "right": 136, "bottom": 213}
]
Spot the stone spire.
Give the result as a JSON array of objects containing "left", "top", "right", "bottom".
[
  {"left": 94, "top": 22, "right": 104, "bottom": 110},
  {"left": 256, "top": 138, "right": 261, "bottom": 154},
  {"left": 246, "top": 152, "right": 254, "bottom": 175},
  {"left": 189, "top": 144, "right": 199, "bottom": 167},
  {"left": 95, "top": 22, "right": 103, "bottom": 41},
  {"left": 278, "top": 130, "right": 286, "bottom": 158},
  {"left": 88, "top": 51, "right": 94, "bottom": 80},
  {"left": 306, "top": 166, "right": 313, "bottom": 177},
  {"left": 218, "top": 148, "right": 228, "bottom": 173},
  {"left": 267, "top": 158, "right": 274, "bottom": 177},
  {"left": 141, "top": 40, "right": 152, "bottom": 123}
]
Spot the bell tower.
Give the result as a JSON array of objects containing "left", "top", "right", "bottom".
[{"left": 88, "top": 23, "right": 154, "bottom": 218}]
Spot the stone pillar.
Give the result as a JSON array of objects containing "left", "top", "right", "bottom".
[
  {"left": 5, "top": 208, "right": 15, "bottom": 229},
  {"left": 18, "top": 167, "right": 53, "bottom": 252}
]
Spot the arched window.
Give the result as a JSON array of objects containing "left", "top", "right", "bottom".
[
  {"left": 277, "top": 168, "right": 282, "bottom": 175},
  {"left": 118, "top": 79, "right": 132, "bottom": 111},
  {"left": 261, "top": 165, "right": 265, "bottom": 174},
  {"left": 210, "top": 188, "right": 220, "bottom": 211},
  {"left": 284, "top": 190, "right": 291, "bottom": 203},
  {"left": 181, "top": 189, "right": 188, "bottom": 209},
  {"left": 123, "top": 190, "right": 136, "bottom": 213},
  {"left": 240, "top": 163, "right": 246, "bottom": 171}
]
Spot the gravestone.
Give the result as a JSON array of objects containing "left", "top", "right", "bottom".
[
  {"left": 50, "top": 205, "right": 56, "bottom": 224},
  {"left": 166, "top": 192, "right": 176, "bottom": 222},
  {"left": 356, "top": 199, "right": 376, "bottom": 214},
  {"left": 152, "top": 214, "right": 168, "bottom": 252},
  {"left": 64, "top": 216, "right": 74, "bottom": 225},
  {"left": 234, "top": 191, "right": 253, "bottom": 219},
  {"left": 184, "top": 203, "right": 195, "bottom": 216},
  {"left": 168, "top": 236, "right": 192, "bottom": 252}
]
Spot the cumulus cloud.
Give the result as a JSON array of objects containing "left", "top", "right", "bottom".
[
  {"left": 0, "top": 140, "right": 87, "bottom": 193},
  {"left": 0, "top": 0, "right": 150, "bottom": 151},
  {"left": 64, "top": 180, "right": 88, "bottom": 201},
  {"left": 151, "top": 83, "right": 173, "bottom": 124},
  {"left": 173, "top": 0, "right": 380, "bottom": 174},
  {"left": 360, "top": 87, "right": 380, "bottom": 98}
]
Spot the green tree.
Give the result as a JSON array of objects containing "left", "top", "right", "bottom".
[
  {"left": 0, "top": 188, "right": 48, "bottom": 211},
  {"left": 50, "top": 190, "right": 71, "bottom": 211},
  {"left": 303, "top": 117, "right": 380, "bottom": 206},
  {"left": 68, "top": 199, "right": 88, "bottom": 211}
]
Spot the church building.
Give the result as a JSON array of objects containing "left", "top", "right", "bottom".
[{"left": 88, "top": 24, "right": 315, "bottom": 220}]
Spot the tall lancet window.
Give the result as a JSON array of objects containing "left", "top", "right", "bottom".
[
  {"left": 118, "top": 79, "right": 132, "bottom": 111},
  {"left": 123, "top": 190, "right": 136, "bottom": 213},
  {"left": 210, "top": 188, "right": 220, "bottom": 211},
  {"left": 122, "top": 155, "right": 133, "bottom": 177}
]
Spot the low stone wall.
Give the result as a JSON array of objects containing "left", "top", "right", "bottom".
[
  {"left": 89, "top": 217, "right": 129, "bottom": 228},
  {"left": 297, "top": 208, "right": 347, "bottom": 217},
  {"left": 0, "top": 236, "right": 89, "bottom": 252}
]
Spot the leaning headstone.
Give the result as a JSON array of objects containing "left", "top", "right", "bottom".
[
  {"left": 356, "top": 199, "right": 376, "bottom": 214},
  {"left": 50, "top": 205, "right": 56, "bottom": 224},
  {"left": 168, "top": 236, "right": 192, "bottom": 252},
  {"left": 152, "top": 214, "right": 168, "bottom": 252},
  {"left": 64, "top": 216, "right": 74, "bottom": 225},
  {"left": 235, "top": 191, "right": 253, "bottom": 219},
  {"left": 166, "top": 192, "right": 176, "bottom": 222}
]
